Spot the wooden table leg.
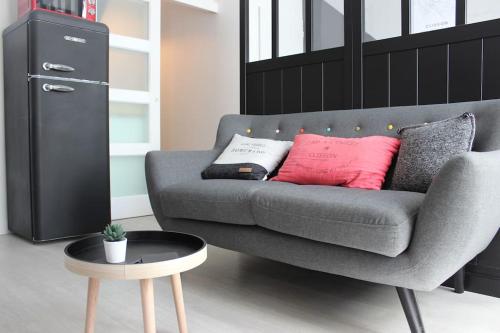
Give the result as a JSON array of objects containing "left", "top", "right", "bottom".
[
  {"left": 85, "top": 277, "right": 100, "bottom": 333},
  {"left": 140, "top": 279, "right": 157, "bottom": 333},
  {"left": 170, "top": 273, "right": 188, "bottom": 333}
]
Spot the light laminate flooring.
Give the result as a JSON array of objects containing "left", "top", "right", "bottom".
[{"left": 0, "top": 216, "right": 499, "bottom": 333}]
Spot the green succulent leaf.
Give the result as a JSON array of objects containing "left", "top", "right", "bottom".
[{"left": 102, "top": 224, "right": 127, "bottom": 242}]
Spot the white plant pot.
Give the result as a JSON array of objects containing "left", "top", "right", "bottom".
[{"left": 103, "top": 238, "right": 127, "bottom": 264}]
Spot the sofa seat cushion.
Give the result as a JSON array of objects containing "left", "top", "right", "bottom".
[
  {"left": 160, "top": 179, "right": 268, "bottom": 226},
  {"left": 251, "top": 182, "right": 425, "bottom": 257}
]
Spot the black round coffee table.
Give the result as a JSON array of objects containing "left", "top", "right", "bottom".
[{"left": 64, "top": 231, "right": 207, "bottom": 333}]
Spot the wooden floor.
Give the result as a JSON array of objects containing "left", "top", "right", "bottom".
[{"left": 1, "top": 216, "right": 499, "bottom": 333}]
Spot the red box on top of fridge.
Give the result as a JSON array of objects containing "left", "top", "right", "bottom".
[{"left": 18, "top": 0, "right": 97, "bottom": 22}]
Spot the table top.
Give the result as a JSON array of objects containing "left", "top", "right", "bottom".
[{"left": 64, "top": 231, "right": 207, "bottom": 280}]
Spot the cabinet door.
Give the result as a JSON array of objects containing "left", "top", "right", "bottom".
[
  {"left": 97, "top": 0, "right": 161, "bottom": 220},
  {"left": 30, "top": 78, "right": 110, "bottom": 240}
]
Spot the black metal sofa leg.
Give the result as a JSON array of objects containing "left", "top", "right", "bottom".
[
  {"left": 396, "top": 287, "right": 426, "bottom": 333},
  {"left": 453, "top": 267, "right": 465, "bottom": 294}
]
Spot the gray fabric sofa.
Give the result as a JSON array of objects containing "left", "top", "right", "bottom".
[{"left": 146, "top": 100, "right": 500, "bottom": 332}]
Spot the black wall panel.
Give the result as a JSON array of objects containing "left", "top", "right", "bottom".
[
  {"left": 302, "top": 63, "right": 323, "bottom": 112},
  {"left": 483, "top": 37, "right": 500, "bottom": 100},
  {"left": 418, "top": 45, "right": 448, "bottom": 105},
  {"left": 282, "top": 67, "right": 302, "bottom": 114},
  {"left": 263, "top": 70, "right": 282, "bottom": 114},
  {"left": 390, "top": 50, "right": 417, "bottom": 107},
  {"left": 323, "top": 60, "right": 344, "bottom": 110},
  {"left": 363, "top": 54, "right": 389, "bottom": 108},
  {"left": 246, "top": 73, "right": 264, "bottom": 115},
  {"left": 449, "top": 40, "right": 482, "bottom": 103}
]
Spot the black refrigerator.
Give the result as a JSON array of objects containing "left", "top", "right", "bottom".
[{"left": 3, "top": 11, "right": 110, "bottom": 242}]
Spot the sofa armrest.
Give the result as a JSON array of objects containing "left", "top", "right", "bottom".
[
  {"left": 145, "top": 150, "right": 219, "bottom": 220},
  {"left": 408, "top": 150, "right": 500, "bottom": 287}
]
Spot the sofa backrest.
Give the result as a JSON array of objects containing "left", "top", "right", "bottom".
[{"left": 214, "top": 100, "right": 500, "bottom": 153}]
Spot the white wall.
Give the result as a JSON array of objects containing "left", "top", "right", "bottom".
[
  {"left": 161, "top": 0, "right": 240, "bottom": 151},
  {"left": 0, "top": 3, "right": 18, "bottom": 235}
]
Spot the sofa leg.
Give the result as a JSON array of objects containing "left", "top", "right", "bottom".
[
  {"left": 454, "top": 267, "right": 465, "bottom": 294},
  {"left": 396, "top": 287, "right": 425, "bottom": 333}
]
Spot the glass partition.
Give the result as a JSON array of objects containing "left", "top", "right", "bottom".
[
  {"left": 411, "top": 0, "right": 455, "bottom": 34},
  {"left": 467, "top": 0, "right": 500, "bottom": 24},
  {"left": 312, "top": 0, "right": 344, "bottom": 50},
  {"left": 110, "top": 156, "right": 147, "bottom": 198},
  {"left": 278, "top": 0, "right": 305, "bottom": 57},
  {"left": 364, "top": 0, "right": 401, "bottom": 41},
  {"left": 248, "top": 0, "right": 272, "bottom": 62},
  {"left": 97, "top": 0, "right": 149, "bottom": 39},
  {"left": 110, "top": 103, "right": 149, "bottom": 144},
  {"left": 109, "top": 48, "right": 149, "bottom": 91}
]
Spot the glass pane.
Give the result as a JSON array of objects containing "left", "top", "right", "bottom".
[
  {"left": 364, "top": 0, "right": 401, "bottom": 41},
  {"left": 109, "top": 48, "right": 149, "bottom": 91},
  {"left": 98, "top": 0, "right": 149, "bottom": 39},
  {"left": 411, "top": 0, "right": 455, "bottom": 34},
  {"left": 110, "top": 156, "right": 147, "bottom": 197},
  {"left": 467, "top": 0, "right": 500, "bottom": 24},
  {"left": 248, "top": 0, "right": 272, "bottom": 62},
  {"left": 278, "top": 0, "right": 305, "bottom": 57},
  {"left": 312, "top": 0, "right": 344, "bottom": 51},
  {"left": 110, "top": 103, "right": 149, "bottom": 144}
]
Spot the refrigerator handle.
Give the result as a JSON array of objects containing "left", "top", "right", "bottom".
[
  {"left": 42, "top": 84, "right": 76, "bottom": 93},
  {"left": 43, "top": 62, "right": 76, "bottom": 72}
]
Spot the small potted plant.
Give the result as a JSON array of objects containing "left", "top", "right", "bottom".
[{"left": 102, "top": 224, "right": 127, "bottom": 263}]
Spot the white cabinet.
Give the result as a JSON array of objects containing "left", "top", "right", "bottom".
[{"left": 97, "top": 0, "right": 161, "bottom": 220}]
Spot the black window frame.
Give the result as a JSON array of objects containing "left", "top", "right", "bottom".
[
  {"left": 240, "top": 0, "right": 477, "bottom": 113},
  {"left": 242, "top": 0, "right": 471, "bottom": 64}
]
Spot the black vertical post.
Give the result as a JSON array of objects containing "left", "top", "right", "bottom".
[
  {"left": 402, "top": 0, "right": 410, "bottom": 36},
  {"left": 272, "top": 0, "right": 279, "bottom": 58},
  {"left": 456, "top": 0, "right": 466, "bottom": 25},
  {"left": 351, "top": 0, "right": 363, "bottom": 109},
  {"left": 305, "top": 0, "right": 312, "bottom": 53},
  {"left": 344, "top": 0, "right": 353, "bottom": 109},
  {"left": 240, "top": 0, "right": 248, "bottom": 114}
]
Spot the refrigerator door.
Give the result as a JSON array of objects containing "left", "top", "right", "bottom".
[
  {"left": 29, "top": 78, "right": 110, "bottom": 241},
  {"left": 29, "top": 15, "right": 108, "bottom": 83}
]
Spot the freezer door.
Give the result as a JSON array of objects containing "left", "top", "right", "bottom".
[
  {"left": 30, "top": 78, "right": 110, "bottom": 241},
  {"left": 29, "top": 17, "right": 108, "bottom": 82}
]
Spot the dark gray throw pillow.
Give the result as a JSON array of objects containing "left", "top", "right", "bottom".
[
  {"left": 391, "top": 113, "right": 476, "bottom": 193},
  {"left": 202, "top": 163, "right": 269, "bottom": 180}
]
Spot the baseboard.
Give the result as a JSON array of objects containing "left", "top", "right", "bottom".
[
  {"left": 442, "top": 266, "right": 500, "bottom": 298},
  {"left": 111, "top": 195, "right": 153, "bottom": 220},
  {"left": 0, "top": 221, "right": 9, "bottom": 235},
  {"left": 465, "top": 266, "right": 500, "bottom": 298}
]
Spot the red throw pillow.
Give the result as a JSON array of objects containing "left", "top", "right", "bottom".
[{"left": 272, "top": 134, "right": 400, "bottom": 190}]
